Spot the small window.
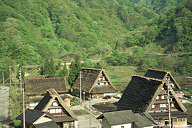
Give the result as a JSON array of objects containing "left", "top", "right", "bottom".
[
  {"left": 160, "top": 104, "right": 166, "bottom": 107},
  {"left": 171, "top": 103, "right": 174, "bottom": 107},
  {"left": 172, "top": 119, "right": 177, "bottom": 122},
  {"left": 53, "top": 101, "right": 58, "bottom": 106},
  {"left": 30, "top": 103, "right": 36, "bottom": 107},
  {"left": 152, "top": 105, "right": 155, "bottom": 108},
  {"left": 64, "top": 124, "right": 69, "bottom": 128},
  {"left": 121, "top": 126, "right": 124, "bottom": 128},
  {"left": 161, "top": 95, "right": 164, "bottom": 99},
  {"left": 50, "top": 109, "right": 56, "bottom": 113},
  {"left": 156, "top": 96, "right": 159, "bottom": 99},
  {"left": 56, "top": 108, "right": 62, "bottom": 113}
]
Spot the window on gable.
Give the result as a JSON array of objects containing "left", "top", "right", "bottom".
[
  {"left": 161, "top": 95, "right": 164, "bottom": 99},
  {"left": 160, "top": 104, "right": 166, "bottom": 107},
  {"left": 53, "top": 101, "right": 58, "bottom": 106},
  {"left": 56, "top": 108, "right": 62, "bottom": 113},
  {"left": 50, "top": 108, "right": 56, "bottom": 113},
  {"left": 156, "top": 96, "right": 159, "bottom": 99}
]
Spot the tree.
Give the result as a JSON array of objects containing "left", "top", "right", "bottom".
[
  {"left": 49, "top": 58, "right": 56, "bottom": 77},
  {"left": 68, "top": 56, "right": 81, "bottom": 87},
  {"left": 58, "top": 63, "right": 68, "bottom": 77}
]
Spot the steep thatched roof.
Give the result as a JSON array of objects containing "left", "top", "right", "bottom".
[
  {"left": 144, "top": 68, "right": 181, "bottom": 89},
  {"left": 72, "top": 68, "right": 117, "bottom": 94},
  {"left": 117, "top": 75, "right": 162, "bottom": 112},
  {"left": 35, "top": 89, "right": 77, "bottom": 119},
  {"left": 117, "top": 75, "right": 187, "bottom": 113},
  {"left": 16, "top": 109, "right": 45, "bottom": 123},
  {"left": 24, "top": 77, "right": 66, "bottom": 95}
]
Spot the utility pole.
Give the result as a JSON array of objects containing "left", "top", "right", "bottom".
[
  {"left": 89, "top": 94, "right": 91, "bottom": 128},
  {"left": 167, "top": 80, "right": 171, "bottom": 128},
  {"left": 23, "top": 87, "right": 25, "bottom": 128},
  {"left": 2, "top": 72, "right": 4, "bottom": 86},
  {"left": 80, "top": 71, "right": 82, "bottom": 103},
  {"left": 9, "top": 66, "right": 11, "bottom": 87},
  {"left": 19, "top": 67, "right": 22, "bottom": 93}
]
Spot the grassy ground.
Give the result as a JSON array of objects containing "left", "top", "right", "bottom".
[{"left": 105, "top": 66, "right": 144, "bottom": 92}]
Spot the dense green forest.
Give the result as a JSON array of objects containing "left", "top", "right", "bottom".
[{"left": 0, "top": 0, "right": 192, "bottom": 83}]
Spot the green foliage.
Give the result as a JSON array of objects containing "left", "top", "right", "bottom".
[
  {"left": 68, "top": 57, "right": 82, "bottom": 86},
  {"left": 70, "top": 97, "right": 80, "bottom": 106},
  {"left": 40, "top": 58, "right": 56, "bottom": 77},
  {"left": 0, "top": 0, "right": 191, "bottom": 78},
  {"left": 82, "top": 59, "right": 95, "bottom": 68},
  {"left": 58, "top": 63, "right": 68, "bottom": 77}
]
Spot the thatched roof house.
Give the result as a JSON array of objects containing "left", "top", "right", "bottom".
[
  {"left": 144, "top": 68, "right": 181, "bottom": 88},
  {"left": 24, "top": 77, "right": 67, "bottom": 95},
  {"left": 117, "top": 75, "right": 187, "bottom": 127},
  {"left": 34, "top": 89, "right": 77, "bottom": 128},
  {"left": 72, "top": 68, "right": 117, "bottom": 98},
  {"left": 16, "top": 109, "right": 59, "bottom": 128},
  {"left": 144, "top": 68, "right": 183, "bottom": 97}
]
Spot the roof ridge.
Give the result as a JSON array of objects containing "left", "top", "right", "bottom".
[
  {"left": 47, "top": 88, "right": 59, "bottom": 97},
  {"left": 148, "top": 68, "right": 170, "bottom": 74},
  {"left": 132, "top": 75, "right": 163, "bottom": 82},
  {"left": 82, "top": 68, "right": 102, "bottom": 70},
  {"left": 25, "top": 77, "right": 65, "bottom": 80}
]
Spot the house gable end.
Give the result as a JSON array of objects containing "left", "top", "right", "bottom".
[{"left": 148, "top": 84, "right": 187, "bottom": 112}]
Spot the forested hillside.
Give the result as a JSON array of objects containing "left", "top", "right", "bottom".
[
  {"left": 0, "top": 0, "right": 191, "bottom": 81},
  {"left": 128, "top": 0, "right": 184, "bottom": 13}
]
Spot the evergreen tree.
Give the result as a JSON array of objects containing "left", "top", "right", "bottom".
[
  {"left": 68, "top": 56, "right": 82, "bottom": 87},
  {"left": 58, "top": 63, "right": 68, "bottom": 77},
  {"left": 49, "top": 58, "right": 56, "bottom": 77},
  {"left": 43, "top": 58, "right": 50, "bottom": 77}
]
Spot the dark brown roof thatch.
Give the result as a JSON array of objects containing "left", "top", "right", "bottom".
[
  {"left": 144, "top": 68, "right": 168, "bottom": 80},
  {"left": 117, "top": 75, "right": 187, "bottom": 113},
  {"left": 72, "top": 68, "right": 117, "bottom": 94},
  {"left": 117, "top": 75, "right": 162, "bottom": 112},
  {"left": 16, "top": 109, "right": 44, "bottom": 123},
  {"left": 25, "top": 77, "right": 66, "bottom": 95},
  {"left": 35, "top": 89, "right": 77, "bottom": 119},
  {"left": 144, "top": 68, "right": 181, "bottom": 89}
]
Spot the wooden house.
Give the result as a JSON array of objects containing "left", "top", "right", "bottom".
[
  {"left": 144, "top": 68, "right": 184, "bottom": 98},
  {"left": 34, "top": 88, "right": 78, "bottom": 128},
  {"left": 26, "top": 94, "right": 72, "bottom": 109},
  {"left": 117, "top": 75, "right": 187, "bottom": 127},
  {"left": 72, "top": 68, "right": 117, "bottom": 99},
  {"left": 24, "top": 77, "right": 67, "bottom": 96},
  {"left": 16, "top": 109, "right": 59, "bottom": 128},
  {"left": 97, "top": 110, "right": 156, "bottom": 128}
]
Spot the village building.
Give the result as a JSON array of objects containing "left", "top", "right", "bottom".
[
  {"left": 24, "top": 77, "right": 69, "bottom": 110},
  {"left": 26, "top": 94, "right": 72, "bottom": 109},
  {"left": 144, "top": 68, "right": 184, "bottom": 98},
  {"left": 117, "top": 75, "right": 187, "bottom": 127},
  {"left": 33, "top": 88, "right": 78, "bottom": 128},
  {"left": 16, "top": 109, "right": 59, "bottom": 128},
  {"left": 97, "top": 110, "right": 156, "bottom": 128},
  {"left": 24, "top": 77, "right": 67, "bottom": 96},
  {"left": 72, "top": 68, "right": 117, "bottom": 99}
]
